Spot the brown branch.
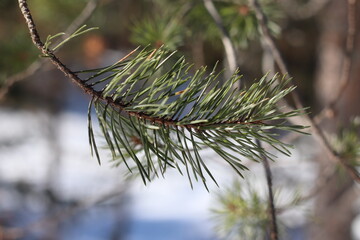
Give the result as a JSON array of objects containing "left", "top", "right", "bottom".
[
  {"left": 0, "top": 61, "right": 42, "bottom": 101},
  {"left": 0, "top": 0, "right": 98, "bottom": 101},
  {"left": 61, "top": 0, "right": 98, "bottom": 38},
  {"left": 249, "top": 0, "right": 360, "bottom": 183},
  {"left": 256, "top": 139, "right": 278, "bottom": 240},
  {"left": 314, "top": 0, "right": 357, "bottom": 123},
  {"left": 203, "top": 0, "right": 238, "bottom": 74}
]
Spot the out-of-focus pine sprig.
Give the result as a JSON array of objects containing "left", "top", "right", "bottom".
[
  {"left": 218, "top": 0, "right": 282, "bottom": 48},
  {"left": 129, "top": 0, "right": 282, "bottom": 51},
  {"left": 332, "top": 117, "right": 360, "bottom": 168},
  {"left": 130, "top": 15, "right": 185, "bottom": 50},
  {"left": 130, "top": 1, "right": 190, "bottom": 50},
  {"left": 211, "top": 181, "right": 270, "bottom": 240}
]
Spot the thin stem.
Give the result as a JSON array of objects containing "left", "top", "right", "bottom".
[
  {"left": 249, "top": 0, "right": 360, "bottom": 182},
  {"left": 0, "top": 0, "right": 98, "bottom": 101},
  {"left": 203, "top": 0, "right": 238, "bottom": 74},
  {"left": 0, "top": 61, "right": 42, "bottom": 101},
  {"left": 60, "top": 0, "right": 98, "bottom": 40},
  {"left": 256, "top": 139, "right": 278, "bottom": 240}
]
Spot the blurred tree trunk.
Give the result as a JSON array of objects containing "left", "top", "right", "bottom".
[{"left": 311, "top": 0, "right": 360, "bottom": 239}]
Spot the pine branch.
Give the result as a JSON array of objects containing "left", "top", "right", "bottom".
[
  {"left": 18, "top": 0, "right": 307, "bottom": 187},
  {"left": 84, "top": 49, "right": 305, "bottom": 185}
]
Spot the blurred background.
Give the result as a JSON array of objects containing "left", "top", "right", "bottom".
[{"left": 0, "top": 0, "right": 359, "bottom": 239}]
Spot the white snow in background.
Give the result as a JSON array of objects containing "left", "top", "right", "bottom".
[
  {"left": 353, "top": 214, "right": 360, "bottom": 240},
  {"left": 1, "top": 107, "right": 359, "bottom": 239},
  {"left": 0, "top": 109, "right": 49, "bottom": 184},
  {"left": 0, "top": 108, "right": 231, "bottom": 222}
]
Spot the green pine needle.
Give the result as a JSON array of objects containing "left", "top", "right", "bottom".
[{"left": 84, "top": 47, "right": 307, "bottom": 186}]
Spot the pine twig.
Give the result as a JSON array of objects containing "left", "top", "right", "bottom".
[
  {"left": 249, "top": 0, "right": 360, "bottom": 183},
  {"left": 203, "top": 0, "right": 238, "bottom": 74},
  {"left": 18, "top": 0, "right": 306, "bottom": 184},
  {"left": 0, "top": 0, "right": 98, "bottom": 102},
  {"left": 256, "top": 139, "right": 278, "bottom": 240}
]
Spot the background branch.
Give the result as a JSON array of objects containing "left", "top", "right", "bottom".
[
  {"left": 0, "top": 0, "right": 98, "bottom": 102},
  {"left": 0, "top": 183, "right": 128, "bottom": 239},
  {"left": 314, "top": 0, "right": 357, "bottom": 123},
  {"left": 276, "top": 165, "right": 336, "bottom": 213},
  {"left": 249, "top": 0, "right": 360, "bottom": 182},
  {"left": 203, "top": 0, "right": 238, "bottom": 74},
  {"left": 256, "top": 139, "right": 278, "bottom": 240}
]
